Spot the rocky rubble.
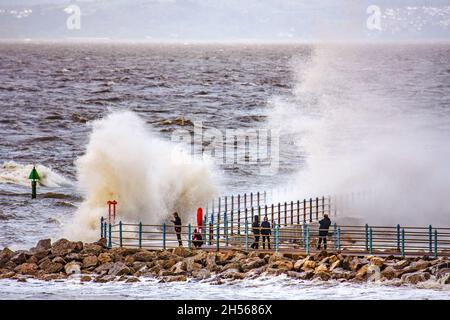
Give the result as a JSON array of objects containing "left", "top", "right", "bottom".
[{"left": 0, "top": 238, "right": 449, "bottom": 286}]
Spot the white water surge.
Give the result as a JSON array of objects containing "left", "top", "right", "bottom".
[{"left": 63, "top": 111, "right": 218, "bottom": 242}]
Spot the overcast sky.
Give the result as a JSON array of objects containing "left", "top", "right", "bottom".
[{"left": 0, "top": 0, "right": 449, "bottom": 41}]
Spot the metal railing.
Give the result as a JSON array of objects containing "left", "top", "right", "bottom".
[{"left": 100, "top": 217, "right": 450, "bottom": 258}]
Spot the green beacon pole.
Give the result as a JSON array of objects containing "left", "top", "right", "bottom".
[{"left": 28, "top": 166, "right": 40, "bottom": 199}]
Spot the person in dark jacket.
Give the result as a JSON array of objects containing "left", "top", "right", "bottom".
[
  {"left": 261, "top": 215, "right": 271, "bottom": 249},
  {"left": 250, "top": 215, "right": 260, "bottom": 249},
  {"left": 171, "top": 212, "right": 183, "bottom": 246},
  {"left": 317, "top": 214, "right": 331, "bottom": 250},
  {"left": 192, "top": 228, "right": 203, "bottom": 248}
]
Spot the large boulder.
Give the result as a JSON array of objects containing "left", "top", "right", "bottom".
[
  {"left": 98, "top": 252, "right": 113, "bottom": 264},
  {"left": 64, "top": 261, "right": 81, "bottom": 275},
  {"left": 51, "top": 239, "right": 83, "bottom": 256},
  {"left": 381, "top": 266, "right": 397, "bottom": 280},
  {"left": 80, "top": 244, "right": 102, "bottom": 256},
  {"left": 315, "top": 264, "right": 328, "bottom": 273},
  {"left": 0, "top": 248, "right": 15, "bottom": 267},
  {"left": 242, "top": 258, "right": 266, "bottom": 271},
  {"left": 94, "top": 262, "right": 114, "bottom": 275},
  {"left": 370, "top": 257, "right": 385, "bottom": 268},
  {"left": 32, "top": 239, "right": 52, "bottom": 252},
  {"left": 401, "top": 271, "right": 431, "bottom": 284},
  {"left": 293, "top": 258, "right": 308, "bottom": 271},
  {"left": 14, "top": 262, "right": 38, "bottom": 275},
  {"left": 133, "top": 250, "right": 155, "bottom": 262},
  {"left": 39, "top": 259, "right": 63, "bottom": 273},
  {"left": 394, "top": 259, "right": 410, "bottom": 270},
  {"left": 82, "top": 256, "right": 98, "bottom": 269},
  {"left": 329, "top": 260, "right": 342, "bottom": 271},
  {"left": 331, "top": 268, "right": 355, "bottom": 280},
  {"left": 269, "top": 260, "right": 293, "bottom": 271},
  {"left": 301, "top": 260, "right": 316, "bottom": 272},
  {"left": 355, "top": 264, "right": 370, "bottom": 279},
  {"left": 108, "top": 262, "right": 131, "bottom": 276},
  {"left": 10, "top": 252, "right": 27, "bottom": 265},
  {"left": 170, "top": 261, "right": 187, "bottom": 274},
  {"left": 172, "top": 247, "right": 190, "bottom": 258},
  {"left": 160, "top": 275, "right": 187, "bottom": 282}
]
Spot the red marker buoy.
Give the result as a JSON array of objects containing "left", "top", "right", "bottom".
[
  {"left": 107, "top": 200, "right": 117, "bottom": 223},
  {"left": 197, "top": 207, "right": 203, "bottom": 231}
]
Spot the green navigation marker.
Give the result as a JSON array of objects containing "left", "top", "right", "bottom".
[{"left": 28, "top": 166, "right": 40, "bottom": 199}]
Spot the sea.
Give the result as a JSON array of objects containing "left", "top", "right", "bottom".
[{"left": 0, "top": 41, "right": 449, "bottom": 299}]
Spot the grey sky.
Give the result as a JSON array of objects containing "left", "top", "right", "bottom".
[{"left": 0, "top": 0, "right": 449, "bottom": 41}]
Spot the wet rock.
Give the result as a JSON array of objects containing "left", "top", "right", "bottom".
[
  {"left": 192, "top": 251, "right": 208, "bottom": 264},
  {"left": 126, "top": 277, "right": 140, "bottom": 283},
  {"left": 293, "top": 258, "right": 308, "bottom": 271},
  {"left": 355, "top": 265, "right": 370, "bottom": 280},
  {"left": 216, "top": 251, "right": 235, "bottom": 265},
  {"left": 394, "top": 259, "right": 410, "bottom": 270},
  {"left": 349, "top": 257, "right": 365, "bottom": 271},
  {"left": 170, "top": 261, "right": 187, "bottom": 274},
  {"left": 269, "top": 260, "right": 294, "bottom": 271},
  {"left": 39, "top": 259, "right": 63, "bottom": 273},
  {"left": 329, "top": 260, "right": 341, "bottom": 271},
  {"left": 0, "top": 269, "right": 15, "bottom": 279},
  {"left": 94, "top": 262, "right": 114, "bottom": 275},
  {"left": 314, "top": 271, "right": 331, "bottom": 281},
  {"left": 52, "top": 257, "right": 66, "bottom": 265},
  {"left": 242, "top": 258, "right": 266, "bottom": 271},
  {"left": 205, "top": 253, "right": 219, "bottom": 271},
  {"left": 367, "top": 265, "right": 381, "bottom": 281},
  {"left": 3, "top": 261, "right": 16, "bottom": 270},
  {"left": 108, "top": 262, "right": 131, "bottom": 276},
  {"left": 328, "top": 255, "right": 339, "bottom": 265},
  {"left": 315, "top": 264, "right": 328, "bottom": 273},
  {"left": 11, "top": 252, "right": 27, "bottom": 265},
  {"left": 331, "top": 268, "right": 354, "bottom": 280},
  {"left": 98, "top": 252, "right": 113, "bottom": 264},
  {"left": 80, "top": 244, "right": 102, "bottom": 256},
  {"left": 94, "top": 275, "right": 116, "bottom": 283},
  {"left": 185, "top": 257, "right": 202, "bottom": 272},
  {"left": 301, "top": 260, "right": 316, "bottom": 272},
  {"left": 33, "top": 239, "right": 52, "bottom": 252},
  {"left": 0, "top": 248, "right": 15, "bottom": 267},
  {"left": 172, "top": 247, "right": 190, "bottom": 258},
  {"left": 401, "top": 271, "right": 431, "bottom": 284},
  {"left": 83, "top": 255, "right": 98, "bottom": 269},
  {"left": 51, "top": 239, "right": 82, "bottom": 256},
  {"left": 370, "top": 257, "right": 385, "bottom": 267},
  {"left": 222, "top": 262, "right": 242, "bottom": 272},
  {"left": 14, "top": 263, "right": 38, "bottom": 275},
  {"left": 64, "top": 261, "right": 81, "bottom": 275},
  {"left": 411, "top": 260, "right": 431, "bottom": 270},
  {"left": 160, "top": 275, "right": 187, "bottom": 282},
  {"left": 64, "top": 253, "right": 81, "bottom": 262},
  {"left": 27, "top": 256, "right": 39, "bottom": 264},
  {"left": 124, "top": 255, "right": 135, "bottom": 266},
  {"left": 80, "top": 275, "right": 92, "bottom": 282},
  {"left": 39, "top": 273, "right": 62, "bottom": 281},
  {"left": 192, "top": 269, "right": 211, "bottom": 280},
  {"left": 381, "top": 266, "right": 397, "bottom": 280}
]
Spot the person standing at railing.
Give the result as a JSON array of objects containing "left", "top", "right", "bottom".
[
  {"left": 250, "top": 215, "right": 260, "bottom": 249},
  {"left": 317, "top": 214, "right": 331, "bottom": 250},
  {"left": 192, "top": 228, "right": 203, "bottom": 248},
  {"left": 171, "top": 212, "right": 183, "bottom": 247},
  {"left": 261, "top": 215, "right": 271, "bottom": 250}
]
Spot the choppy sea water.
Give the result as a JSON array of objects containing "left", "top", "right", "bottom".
[
  {"left": 1, "top": 42, "right": 450, "bottom": 299},
  {"left": 0, "top": 275, "right": 449, "bottom": 300}
]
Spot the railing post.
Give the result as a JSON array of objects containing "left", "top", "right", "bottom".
[
  {"left": 277, "top": 203, "right": 281, "bottom": 225},
  {"left": 365, "top": 224, "right": 369, "bottom": 251},
  {"left": 397, "top": 224, "right": 401, "bottom": 251},
  {"left": 290, "top": 201, "right": 294, "bottom": 225},
  {"left": 428, "top": 225, "right": 432, "bottom": 253},
  {"left": 337, "top": 226, "right": 341, "bottom": 252},
  {"left": 245, "top": 221, "right": 249, "bottom": 254},
  {"left": 275, "top": 224, "right": 279, "bottom": 253},
  {"left": 315, "top": 197, "right": 319, "bottom": 220},
  {"left": 237, "top": 209, "right": 241, "bottom": 235},
  {"left": 224, "top": 213, "right": 229, "bottom": 246},
  {"left": 163, "top": 223, "right": 166, "bottom": 250},
  {"left": 257, "top": 191, "right": 260, "bottom": 207},
  {"left": 297, "top": 200, "right": 300, "bottom": 224},
  {"left": 434, "top": 229, "right": 438, "bottom": 259},
  {"left": 100, "top": 217, "right": 104, "bottom": 239},
  {"left": 401, "top": 228, "right": 405, "bottom": 257},
  {"left": 216, "top": 223, "right": 219, "bottom": 252},
  {"left": 138, "top": 222, "right": 142, "bottom": 249},
  {"left": 321, "top": 196, "right": 325, "bottom": 216},
  {"left": 230, "top": 209, "right": 234, "bottom": 236},
  {"left": 333, "top": 223, "right": 337, "bottom": 252},
  {"left": 309, "top": 198, "right": 313, "bottom": 222},
  {"left": 369, "top": 227, "right": 373, "bottom": 255},
  {"left": 188, "top": 224, "right": 191, "bottom": 251},
  {"left": 271, "top": 204, "right": 274, "bottom": 227},
  {"left": 108, "top": 223, "right": 112, "bottom": 248},
  {"left": 203, "top": 216, "right": 207, "bottom": 242},
  {"left": 306, "top": 225, "right": 310, "bottom": 255},
  {"left": 303, "top": 199, "right": 306, "bottom": 223},
  {"left": 104, "top": 221, "right": 107, "bottom": 239},
  {"left": 119, "top": 221, "right": 123, "bottom": 248}
]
